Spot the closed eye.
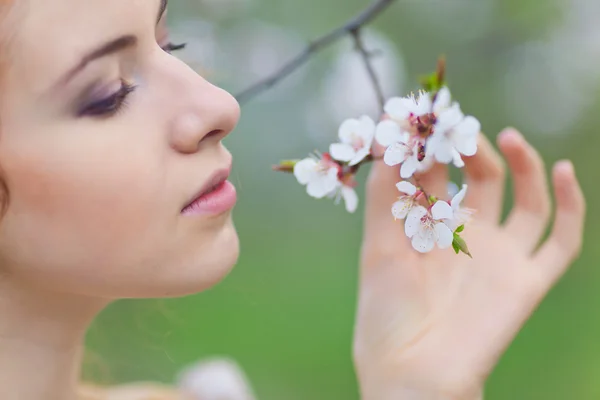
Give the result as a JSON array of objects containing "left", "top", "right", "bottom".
[
  {"left": 161, "top": 42, "right": 187, "bottom": 54},
  {"left": 78, "top": 80, "right": 137, "bottom": 118}
]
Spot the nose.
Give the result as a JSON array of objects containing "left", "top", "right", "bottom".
[{"left": 169, "top": 80, "right": 241, "bottom": 154}]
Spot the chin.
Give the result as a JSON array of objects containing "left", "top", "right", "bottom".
[{"left": 156, "top": 219, "right": 240, "bottom": 298}]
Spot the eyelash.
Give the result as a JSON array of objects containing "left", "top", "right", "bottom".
[
  {"left": 79, "top": 42, "right": 187, "bottom": 118},
  {"left": 161, "top": 42, "right": 187, "bottom": 54},
  {"left": 79, "top": 80, "right": 137, "bottom": 118}
]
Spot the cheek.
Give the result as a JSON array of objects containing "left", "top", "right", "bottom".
[{"left": 0, "top": 133, "right": 174, "bottom": 283}]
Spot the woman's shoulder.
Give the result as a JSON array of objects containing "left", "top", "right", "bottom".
[{"left": 79, "top": 382, "right": 192, "bottom": 400}]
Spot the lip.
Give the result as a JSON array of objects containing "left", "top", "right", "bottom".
[{"left": 181, "top": 164, "right": 237, "bottom": 216}]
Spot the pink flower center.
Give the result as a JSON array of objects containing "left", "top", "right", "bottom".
[
  {"left": 407, "top": 112, "right": 437, "bottom": 138},
  {"left": 340, "top": 172, "right": 358, "bottom": 188},
  {"left": 317, "top": 153, "right": 343, "bottom": 176},
  {"left": 420, "top": 213, "right": 435, "bottom": 230},
  {"left": 351, "top": 136, "right": 365, "bottom": 151}
]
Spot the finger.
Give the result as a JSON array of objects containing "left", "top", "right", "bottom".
[
  {"left": 363, "top": 142, "right": 409, "bottom": 253},
  {"left": 499, "top": 128, "right": 551, "bottom": 253},
  {"left": 462, "top": 132, "right": 506, "bottom": 223},
  {"left": 534, "top": 160, "right": 585, "bottom": 286},
  {"left": 413, "top": 162, "right": 449, "bottom": 200}
]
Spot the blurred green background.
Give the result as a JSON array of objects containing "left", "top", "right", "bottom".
[{"left": 85, "top": 0, "right": 600, "bottom": 398}]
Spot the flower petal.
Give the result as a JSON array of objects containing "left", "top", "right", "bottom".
[
  {"left": 384, "top": 97, "right": 412, "bottom": 120},
  {"left": 400, "top": 156, "right": 418, "bottom": 178},
  {"left": 341, "top": 186, "right": 359, "bottom": 213},
  {"left": 413, "top": 91, "right": 433, "bottom": 116},
  {"left": 329, "top": 143, "right": 356, "bottom": 163},
  {"left": 411, "top": 231, "right": 435, "bottom": 253},
  {"left": 392, "top": 198, "right": 412, "bottom": 219},
  {"left": 293, "top": 158, "right": 317, "bottom": 185},
  {"left": 453, "top": 116, "right": 480, "bottom": 156},
  {"left": 383, "top": 143, "right": 407, "bottom": 166},
  {"left": 434, "top": 223, "right": 453, "bottom": 249},
  {"left": 405, "top": 206, "right": 427, "bottom": 238},
  {"left": 416, "top": 154, "right": 434, "bottom": 173},
  {"left": 358, "top": 115, "right": 376, "bottom": 141},
  {"left": 431, "top": 200, "right": 453, "bottom": 220},
  {"left": 306, "top": 169, "right": 339, "bottom": 198},
  {"left": 433, "top": 138, "right": 455, "bottom": 164},
  {"left": 451, "top": 184, "right": 468, "bottom": 209},
  {"left": 444, "top": 218, "right": 459, "bottom": 233},
  {"left": 338, "top": 118, "right": 360, "bottom": 144},
  {"left": 452, "top": 149, "right": 465, "bottom": 168},
  {"left": 435, "top": 103, "right": 464, "bottom": 133},
  {"left": 396, "top": 181, "right": 417, "bottom": 195},
  {"left": 375, "top": 120, "right": 404, "bottom": 146},
  {"left": 433, "top": 87, "right": 451, "bottom": 113},
  {"left": 349, "top": 148, "right": 370, "bottom": 166}
]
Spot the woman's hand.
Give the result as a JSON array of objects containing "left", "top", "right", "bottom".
[{"left": 353, "top": 128, "right": 586, "bottom": 399}]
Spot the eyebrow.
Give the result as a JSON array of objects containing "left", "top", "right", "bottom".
[
  {"left": 58, "top": 35, "right": 137, "bottom": 86},
  {"left": 58, "top": 0, "right": 168, "bottom": 87}
]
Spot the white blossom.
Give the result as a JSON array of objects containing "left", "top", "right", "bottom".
[
  {"left": 392, "top": 181, "right": 418, "bottom": 219},
  {"left": 328, "top": 183, "right": 359, "bottom": 213},
  {"left": 432, "top": 86, "right": 452, "bottom": 114},
  {"left": 375, "top": 88, "right": 465, "bottom": 178},
  {"left": 293, "top": 155, "right": 340, "bottom": 198},
  {"left": 440, "top": 184, "right": 473, "bottom": 231},
  {"left": 429, "top": 101, "right": 480, "bottom": 168},
  {"left": 404, "top": 205, "right": 453, "bottom": 253},
  {"left": 375, "top": 121, "right": 423, "bottom": 178},
  {"left": 384, "top": 90, "right": 432, "bottom": 121},
  {"left": 376, "top": 87, "right": 480, "bottom": 173},
  {"left": 329, "top": 116, "right": 375, "bottom": 166},
  {"left": 294, "top": 154, "right": 359, "bottom": 213}
]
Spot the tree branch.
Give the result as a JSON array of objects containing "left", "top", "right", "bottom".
[
  {"left": 234, "top": 0, "right": 397, "bottom": 104},
  {"left": 350, "top": 28, "right": 386, "bottom": 113}
]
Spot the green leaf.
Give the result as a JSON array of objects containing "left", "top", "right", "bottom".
[
  {"left": 280, "top": 159, "right": 300, "bottom": 167},
  {"left": 452, "top": 241, "right": 460, "bottom": 254},
  {"left": 452, "top": 235, "right": 473, "bottom": 258},
  {"left": 455, "top": 225, "right": 465, "bottom": 233},
  {"left": 419, "top": 56, "right": 447, "bottom": 93},
  {"left": 419, "top": 71, "right": 442, "bottom": 93},
  {"left": 272, "top": 159, "right": 300, "bottom": 173}
]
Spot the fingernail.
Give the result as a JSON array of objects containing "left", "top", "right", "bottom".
[
  {"left": 555, "top": 159, "right": 574, "bottom": 175},
  {"left": 499, "top": 127, "right": 522, "bottom": 141}
]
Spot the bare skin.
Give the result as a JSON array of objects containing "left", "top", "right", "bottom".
[
  {"left": 0, "top": 1, "right": 239, "bottom": 399},
  {"left": 355, "top": 129, "right": 585, "bottom": 399},
  {"left": 0, "top": 0, "right": 586, "bottom": 399}
]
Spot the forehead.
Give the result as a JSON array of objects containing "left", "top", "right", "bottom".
[{"left": 5, "top": 0, "right": 157, "bottom": 94}]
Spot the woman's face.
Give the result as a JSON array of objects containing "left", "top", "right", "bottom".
[{"left": 0, "top": 0, "right": 241, "bottom": 298}]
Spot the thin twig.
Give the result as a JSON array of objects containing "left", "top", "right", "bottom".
[
  {"left": 350, "top": 28, "right": 386, "bottom": 113},
  {"left": 234, "top": 0, "right": 397, "bottom": 104}
]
